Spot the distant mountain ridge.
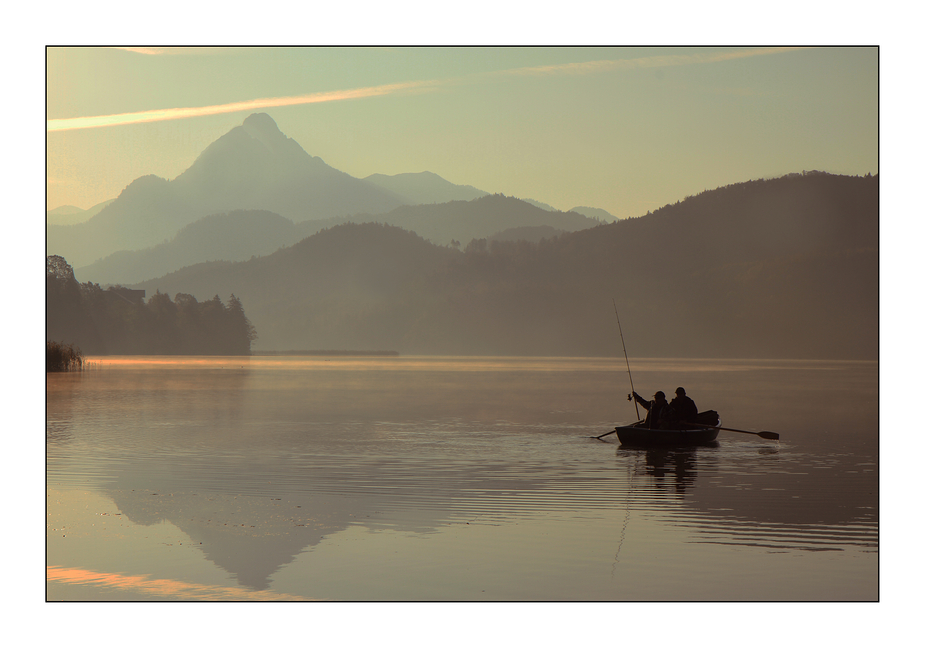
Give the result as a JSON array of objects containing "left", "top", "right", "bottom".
[
  {"left": 46, "top": 113, "right": 406, "bottom": 267},
  {"left": 297, "top": 194, "right": 601, "bottom": 247},
  {"left": 75, "top": 194, "right": 604, "bottom": 285},
  {"left": 130, "top": 172, "right": 878, "bottom": 360},
  {"left": 47, "top": 113, "right": 619, "bottom": 268},
  {"left": 77, "top": 210, "right": 300, "bottom": 285},
  {"left": 363, "top": 171, "right": 488, "bottom": 204},
  {"left": 569, "top": 206, "right": 617, "bottom": 222},
  {"left": 46, "top": 199, "right": 115, "bottom": 226}
]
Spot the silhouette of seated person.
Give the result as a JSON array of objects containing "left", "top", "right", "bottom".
[
  {"left": 632, "top": 391, "right": 674, "bottom": 429},
  {"left": 669, "top": 387, "right": 698, "bottom": 426}
]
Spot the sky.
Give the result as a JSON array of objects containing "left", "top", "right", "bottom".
[{"left": 46, "top": 46, "right": 878, "bottom": 220}]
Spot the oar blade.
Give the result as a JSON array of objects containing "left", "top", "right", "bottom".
[{"left": 758, "top": 431, "right": 780, "bottom": 440}]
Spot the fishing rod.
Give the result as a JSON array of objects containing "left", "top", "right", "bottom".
[{"left": 613, "top": 299, "right": 640, "bottom": 420}]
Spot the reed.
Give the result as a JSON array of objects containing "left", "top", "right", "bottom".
[{"left": 46, "top": 341, "right": 84, "bottom": 372}]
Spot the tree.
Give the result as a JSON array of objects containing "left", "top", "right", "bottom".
[
  {"left": 46, "top": 255, "right": 99, "bottom": 350},
  {"left": 47, "top": 257, "right": 259, "bottom": 356},
  {"left": 464, "top": 238, "right": 488, "bottom": 255},
  {"left": 47, "top": 255, "right": 77, "bottom": 284},
  {"left": 144, "top": 290, "right": 180, "bottom": 353},
  {"left": 226, "top": 294, "right": 258, "bottom": 354}
]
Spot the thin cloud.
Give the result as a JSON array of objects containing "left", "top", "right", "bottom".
[
  {"left": 500, "top": 47, "right": 810, "bottom": 77},
  {"left": 47, "top": 47, "right": 808, "bottom": 133},
  {"left": 112, "top": 47, "right": 168, "bottom": 55},
  {"left": 47, "top": 80, "right": 438, "bottom": 132},
  {"left": 112, "top": 47, "right": 227, "bottom": 56}
]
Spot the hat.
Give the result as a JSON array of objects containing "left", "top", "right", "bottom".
[{"left": 676, "top": 387, "right": 686, "bottom": 395}]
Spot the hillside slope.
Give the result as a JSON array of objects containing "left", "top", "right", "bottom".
[
  {"left": 438, "top": 173, "right": 879, "bottom": 359},
  {"left": 297, "top": 194, "right": 601, "bottom": 246},
  {"left": 75, "top": 194, "right": 599, "bottom": 285},
  {"left": 362, "top": 171, "right": 488, "bottom": 204},
  {"left": 132, "top": 173, "right": 878, "bottom": 360},
  {"left": 76, "top": 210, "right": 300, "bottom": 285},
  {"left": 137, "top": 223, "right": 458, "bottom": 351}
]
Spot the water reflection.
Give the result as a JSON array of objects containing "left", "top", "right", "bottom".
[
  {"left": 612, "top": 439, "right": 877, "bottom": 556},
  {"left": 46, "top": 565, "right": 311, "bottom": 601},
  {"left": 679, "top": 514, "right": 877, "bottom": 553},
  {"left": 90, "top": 425, "right": 621, "bottom": 590},
  {"left": 618, "top": 447, "right": 704, "bottom": 496},
  {"left": 106, "top": 488, "right": 340, "bottom": 590},
  {"left": 47, "top": 356, "right": 878, "bottom": 600}
]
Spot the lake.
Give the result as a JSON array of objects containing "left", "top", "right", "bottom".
[{"left": 46, "top": 355, "right": 878, "bottom": 602}]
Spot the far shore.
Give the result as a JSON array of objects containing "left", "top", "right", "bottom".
[{"left": 250, "top": 350, "right": 399, "bottom": 357}]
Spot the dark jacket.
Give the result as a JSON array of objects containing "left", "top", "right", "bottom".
[
  {"left": 670, "top": 394, "right": 698, "bottom": 424},
  {"left": 633, "top": 392, "right": 673, "bottom": 429}
]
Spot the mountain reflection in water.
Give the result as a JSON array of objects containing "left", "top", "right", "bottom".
[{"left": 46, "top": 356, "right": 877, "bottom": 600}]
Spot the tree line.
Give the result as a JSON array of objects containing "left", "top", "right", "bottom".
[{"left": 47, "top": 255, "right": 257, "bottom": 355}]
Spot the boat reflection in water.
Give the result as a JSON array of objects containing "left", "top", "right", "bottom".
[{"left": 638, "top": 447, "right": 704, "bottom": 496}]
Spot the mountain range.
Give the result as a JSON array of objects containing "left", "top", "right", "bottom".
[
  {"left": 130, "top": 172, "right": 878, "bottom": 360},
  {"left": 74, "top": 194, "right": 603, "bottom": 285},
  {"left": 362, "top": 170, "right": 487, "bottom": 204},
  {"left": 46, "top": 113, "right": 876, "bottom": 359},
  {"left": 47, "top": 113, "right": 616, "bottom": 270},
  {"left": 75, "top": 210, "right": 302, "bottom": 285},
  {"left": 46, "top": 199, "right": 115, "bottom": 226},
  {"left": 47, "top": 113, "right": 403, "bottom": 267}
]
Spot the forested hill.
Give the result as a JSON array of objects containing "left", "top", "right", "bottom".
[
  {"left": 506, "top": 172, "right": 879, "bottom": 359},
  {"left": 135, "top": 173, "right": 878, "bottom": 360},
  {"left": 302, "top": 193, "right": 602, "bottom": 246},
  {"left": 138, "top": 222, "right": 459, "bottom": 351},
  {"left": 74, "top": 195, "right": 604, "bottom": 286}
]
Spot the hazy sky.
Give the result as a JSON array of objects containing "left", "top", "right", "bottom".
[{"left": 46, "top": 46, "right": 877, "bottom": 219}]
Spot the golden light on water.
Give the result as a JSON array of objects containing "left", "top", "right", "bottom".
[{"left": 46, "top": 566, "right": 311, "bottom": 601}]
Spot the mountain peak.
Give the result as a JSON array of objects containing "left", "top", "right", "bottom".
[
  {"left": 242, "top": 112, "right": 282, "bottom": 137},
  {"left": 241, "top": 113, "right": 290, "bottom": 153}
]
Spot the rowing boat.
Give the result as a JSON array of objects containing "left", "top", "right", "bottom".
[
  {"left": 614, "top": 423, "right": 720, "bottom": 447},
  {"left": 612, "top": 410, "right": 722, "bottom": 447}
]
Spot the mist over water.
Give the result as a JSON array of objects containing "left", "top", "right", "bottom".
[{"left": 46, "top": 356, "right": 877, "bottom": 601}]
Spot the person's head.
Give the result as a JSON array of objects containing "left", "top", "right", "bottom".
[
  {"left": 654, "top": 391, "right": 666, "bottom": 402},
  {"left": 675, "top": 387, "right": 686, "bottom": 397}
]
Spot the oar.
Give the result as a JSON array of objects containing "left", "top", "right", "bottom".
[
  {"left": 593, "top": 420, "right": 644, "bottom": 440},
  {"left": 684, "top": 421, "right": 780, "bottom": 441}
]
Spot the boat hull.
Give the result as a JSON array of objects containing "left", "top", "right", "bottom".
[{"left": 614, "top": 424, "right": 720, "bottom": 447}]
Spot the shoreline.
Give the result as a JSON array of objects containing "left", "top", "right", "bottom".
[{"left": 250, "top": 350, "right": 399, "bottom": 357}]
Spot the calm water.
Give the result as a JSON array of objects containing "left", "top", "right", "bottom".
[{"left": 46, "top": 356, "right": 878, "bottom": 601}]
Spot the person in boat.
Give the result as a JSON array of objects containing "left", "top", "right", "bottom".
[
  {"left": 632, "top": 391, "right": 673, "bottom": 429},
  {"left": 669, "top": 387, "right": 698, "bottom": 425}
]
